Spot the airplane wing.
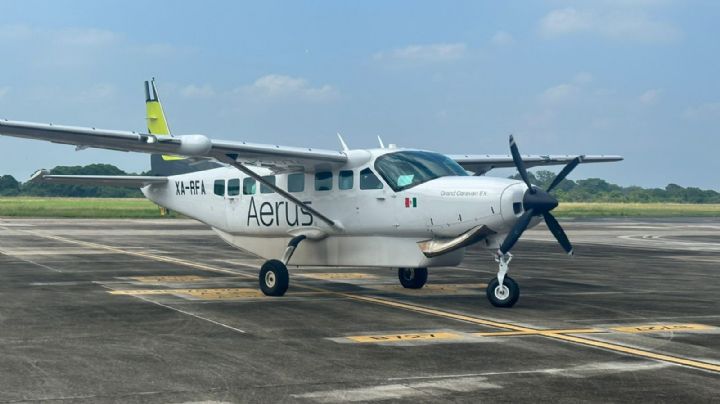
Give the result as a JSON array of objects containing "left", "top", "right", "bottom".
[
  {"left": 0, "top": 119, "right": 347, "bottom": 172},
  {"left": 29, "top": 170, "right": 168, "bottom": 187},
  {"left": 449, "top": 154, "right": 623, "bottom": 175}
]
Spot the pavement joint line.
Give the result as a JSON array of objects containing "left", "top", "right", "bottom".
[{"left": 20, "top": 229, "right": 720, "bottom": 374}]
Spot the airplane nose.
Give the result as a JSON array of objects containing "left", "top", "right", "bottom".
[{"left": 523, "top": 187, "right": 558, "bottom": 213}]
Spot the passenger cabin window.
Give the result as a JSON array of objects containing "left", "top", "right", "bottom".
[
  {"left": 260, "top": 175, "right": 276, "bottom": 194},
  {"left": 213, "top": 179, "right": 225, "bottom": 196},
  {"left": 315, "top": 172, "right": 333, "bottom": 191},
  {"left": 288, "top": 173, "right": 305, "bottom": 193},
  {"left": 227, "top": 179, "right": 240, "bottom": 196},
  {"left": 360, "top": 168, "right": 383, "bottom": 190},
  {"left": 339, "top": 170, "right": 353, "bottom": 190},
  {"left": 243, "top": 178, "right": 256, "bottom": 195}
]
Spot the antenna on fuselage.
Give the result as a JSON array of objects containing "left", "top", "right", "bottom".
[
  {"left": 377, "top": 135, "right": 385, "bottom": 149},
  {"left": 337, "top": 132, "right": 349, "bottom": 151}
]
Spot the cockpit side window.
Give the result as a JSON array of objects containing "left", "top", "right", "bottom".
[
  {"left": 359, "top": 168, "right": 383, "bottom": 190},
  {"left": 374, "top": 151, "right": 468, "bottom": 192}
]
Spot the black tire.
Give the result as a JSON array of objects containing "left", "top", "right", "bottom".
[
  {"left": 398, "top": 267, "right": 428, "bottom": 289},
  {"left": 486, "top": 276, "right": 520, "bottom": 308},
  {"left": 259, "top": 259, "right": 289, "bottom": 296}
]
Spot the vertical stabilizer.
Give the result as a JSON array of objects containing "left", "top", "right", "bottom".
[
  {"left": 146, "top": 79, "right": 220, "bottom": 175},
  {"left": 146, "top": 79, "right": 179, "bottom": 161}
]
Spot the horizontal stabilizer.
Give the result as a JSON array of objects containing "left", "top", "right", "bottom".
[{"left": 30, "top": 170, "right": 167, "bottom": 188}]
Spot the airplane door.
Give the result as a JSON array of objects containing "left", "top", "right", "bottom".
[
  {"left": 225, "top": 177, "right": 243, "bottom": 230},
  {"left": 354, "top": 168, "right": 398, "bottom": 232}
]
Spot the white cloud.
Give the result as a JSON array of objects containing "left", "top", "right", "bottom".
[
  {"left": 180, "top": 84, "right": 215, "bottom": 98},
  {"left": 539, "top": 7, "right": 680, "bottom": 42},
  {"left": 683, "top": 102, "right": 720, "bottom": 120},
  {"left": 573, "top": 72, "right": 594, "bottom": 85},
  {"left": 599, "top": 0, "right": 672, "bottom": 7},
  {"left": 0, "top": 86, "right": 10, "bottom": 99},
  {"left": 540, "top": 8, "right": 593, "bottom": 37},
  {"left": 532, "top": 72, "right": 599, "bottom": 126},
  {"left": 0, "top": 24, "right": 184, "bottom": 70},
  {"left": 490, "top": 31, "right": 515, "bottom": 46},
  {"left": 241, "top": 74, "right": 338, "bottom": 102},
  {"left": 541, "top": 83, "right": 581, "bottom": 104},
  {"left": 373, "top": 43, "right": 467, "bottom": 63},
  {"left": 52, "top": 27, "right": 119, "bottom": 47},
  {"left": 639, "top": 88, "right": 662, "bottom": 105}
]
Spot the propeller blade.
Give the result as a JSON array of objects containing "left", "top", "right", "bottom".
[
  {"left": 499, "top": 208, "right": 534, "bottom": 255},
  {"left": 509, "top": 135, "right": 534, "bottom": 193},
  {"left": 546, "top": 156, "right": 582, "bottom": 193},
  {"left": 543, "top": 212, "right": 573, "bottom": 255}
]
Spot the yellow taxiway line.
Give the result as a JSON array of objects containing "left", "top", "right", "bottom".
[{"left": 18, "top": 229, "right": 720, "bottom": 374}]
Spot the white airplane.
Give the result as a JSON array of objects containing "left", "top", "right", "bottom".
[{"left": 0, "top": 80, "right": 622, "bottom": 307}]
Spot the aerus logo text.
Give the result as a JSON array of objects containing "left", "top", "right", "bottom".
[{"left": 247, "top": 197, "right": 313, "bottom": 227}]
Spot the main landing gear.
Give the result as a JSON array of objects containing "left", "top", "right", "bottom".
[
  {"left": 259, "top": 235, "right": 306, "bottom": 297},
  {"left": 398, "top": 267, "right": 428, "bottom": 289},
  {"left": 487, "top": 252, "right": 520, "bottom": 308}
]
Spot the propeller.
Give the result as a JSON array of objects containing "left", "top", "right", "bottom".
[{"left": 499, "top": 136, "right": 581, "bottom": 256}]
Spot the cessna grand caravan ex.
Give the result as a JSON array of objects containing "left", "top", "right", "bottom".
[{"left": 0, "top": 80, "right": 621, "bottom": 307}]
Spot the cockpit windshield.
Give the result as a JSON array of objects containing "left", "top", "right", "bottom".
[{"left": 374, "top": 151, "right": 468, "bottom": 191}]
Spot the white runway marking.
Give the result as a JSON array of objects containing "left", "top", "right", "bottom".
[
  {"left": 98, "top": 285, "right": 247, "bottom": 334},
  {"left": 386, "top": 361, "right": 667, "bottom": 381},
  {"left": 0, "top": 250, "right": 63, "bottom": 272},
  {"left": 294, "top": 376, "right": 499, "bottom": 402}
]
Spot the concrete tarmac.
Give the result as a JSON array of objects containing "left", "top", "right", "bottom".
[{"left": 0, "top": 218, "right": 718, "bottom": 403}]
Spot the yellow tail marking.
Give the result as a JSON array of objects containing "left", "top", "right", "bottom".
[{"left": 146, "top": 79, "right": 184, "bottom": 161}]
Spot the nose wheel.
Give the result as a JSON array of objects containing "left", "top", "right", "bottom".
[
  {"left": 487, "top": 253, "right": 520, "bottom": 307},
  {"left": 486, "top": 276, "right": 519, "bottom": 307},
  {"left": 398, "top": 267, "right": 428, "bottom": 289}
]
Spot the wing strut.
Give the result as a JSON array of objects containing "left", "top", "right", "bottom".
[{"left": 221, "top": 154, "right": 342, "bottom": 231}]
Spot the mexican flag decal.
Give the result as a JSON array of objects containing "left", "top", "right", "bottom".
[{"left": 404, "top": 197, "right": 417, "bottom": 208}]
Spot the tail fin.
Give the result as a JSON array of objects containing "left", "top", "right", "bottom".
[{"left": 146, "top": 79, "right": 220, "bottom": 175}]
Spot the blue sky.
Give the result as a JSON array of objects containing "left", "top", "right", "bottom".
[{"left": 0, "top": 0, "right": 718, "bottom": 189}]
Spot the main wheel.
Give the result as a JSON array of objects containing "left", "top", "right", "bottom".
[
  {"left": 259, "top": 259, "right": 289, "bottom": 296},
  {"left": 486, "top": 276, "right": 520, "bottom": 308},
  {"left": 398, "top": 267, "right": 428, "bottom": 289}
]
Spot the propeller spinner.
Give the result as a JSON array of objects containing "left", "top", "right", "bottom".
[{"left": 498, "top": 135, "right": 581, "bottom": 256}]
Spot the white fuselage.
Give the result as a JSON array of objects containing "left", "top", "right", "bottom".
[{"left": 143, "top": 148, "right": 533, "bottom": 268}]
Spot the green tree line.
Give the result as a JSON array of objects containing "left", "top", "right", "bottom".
[
  {"left": 510, "top": 170, "right": 720, "bottom": 203},
  {"left": 0, "top": 164, "right": 143, "bottom": 197},
  {"left": 0, "top": 164, "right": 718, "bottom": 203}
]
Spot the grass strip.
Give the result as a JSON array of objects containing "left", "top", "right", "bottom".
[{"left": 0, "top": 197, "right": 177, "bottom": 218}]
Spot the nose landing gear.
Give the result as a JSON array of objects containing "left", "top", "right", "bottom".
[{"left": 487, "top": 253, "right": 519, "bottom": 307}]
